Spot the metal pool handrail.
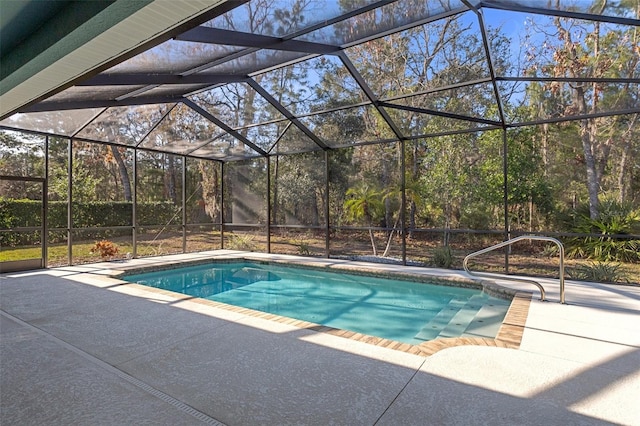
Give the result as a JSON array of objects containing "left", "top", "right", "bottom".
[{"left": 463, "top": 235, "right": 565, "bottom": 304}]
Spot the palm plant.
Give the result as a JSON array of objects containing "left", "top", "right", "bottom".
[
  {"left": 566, "top": 198, "right": 640, "bottom": 262},
  {"left": 344, "top": 184, "right": 385, "bottom": 255}
]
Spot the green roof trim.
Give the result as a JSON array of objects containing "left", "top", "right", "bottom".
[{"left": 0, "top": 0, "right": 152, "bottom": 93}]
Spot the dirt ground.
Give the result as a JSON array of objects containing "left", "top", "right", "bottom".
[{"left": 21, "top": 228, "right": 640, "bottom": 285}]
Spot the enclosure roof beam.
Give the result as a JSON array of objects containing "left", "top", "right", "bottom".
[
  {"left": 404, "top": 125, "right": 503, "bottom": 141},
  {"left": 496, "top": 76, "right": 640, "bottom": 84},
  {"left": 462, "top": 0, "right": 507, "bottom": 128},
  {"left": 20, "top": 95, "right": 185, "bottom": 113},
  {"left": 182, "top": 97, "right": 268, "bottom": 156},
  {"left": 246, "top": 79, "right": 329, "bottom": 150},
  {"left": 379, "top": 78, "right": 494, "bottom": 103},
  {"left": 380, "top": 102, "right": 503, "bottom": 127},
  {"left": 77, "top": 73, "right": 250, "bottom": 86},
  {"left": 337, "top": 51, "right": 406, "bottom": 141},
  {"left": 479, "top": 1, "right": 640, "bottom": 27},
  {"left": 177, "top": 27, "right": 341, "bottom": 55},
  {"left": 506, "top": 108, "right": 640, "bottom": 128},
  {"left": 340, "top": 7, "right": 468, "bottom": 50},
  {"left": 134, "top": 103, "right": 179, "bottom": 147},
  {"left": 71, "top": 107, "right": 109, "bottom": 138},
  {"left": 170, "top": 1, "right": 401, "bottom": 78},
  {"left": 279, "top": 0, "right": 400, "bottom": 45}
]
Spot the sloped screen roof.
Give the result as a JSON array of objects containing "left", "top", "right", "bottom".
[{"left": 1, "top": 0, "right": 639, "bottom": 161}]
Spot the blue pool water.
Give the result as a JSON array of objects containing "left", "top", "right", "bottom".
[{"left": 123, "top": 262, "right": 511, "bottom": 345}]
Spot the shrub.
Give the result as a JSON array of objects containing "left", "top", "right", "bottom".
[
  {"left": 570, "top": 261, "right": 628, "bottom": 284},
  {"left": 226, "top": 233, "right": 256, "bottom": 251},
  {"left": 298, "top": 242, "right": 311, "bottom": 256},
  {"left": 0, "top": 197, "right": 43, "bottom": 246},
  {"left": 90, "top": 240, "right": 119, "bottom": 259},
  {"left": 432, "top": 245, "right": 454, "bottom": 268},
  {"left": 541, "top": 243, "right": 559, "bottom": 258},
  {"left": 0, "top": 199, "right": 179, "bottom": 247},
  {"left": 565, "top": 199, "right": 640, "bottom": 263}
]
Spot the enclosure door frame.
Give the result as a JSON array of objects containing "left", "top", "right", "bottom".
[{"left": 0, "top": 175, "right": 46, "bottom": 273}]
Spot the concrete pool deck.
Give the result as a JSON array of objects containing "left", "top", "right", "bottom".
[{"left": 1, "top": 250, "right": 639, "bottom": 425}]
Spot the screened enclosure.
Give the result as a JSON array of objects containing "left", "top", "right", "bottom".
[{"left": 1, "top": 0, "right": 639, "bottom": 282}]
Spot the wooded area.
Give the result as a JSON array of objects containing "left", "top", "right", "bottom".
[{"left": 1, "top": 1, "right": 638, "bottom": 282}]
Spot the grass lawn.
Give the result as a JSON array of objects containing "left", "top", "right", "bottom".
[{"left": 1, "top": 241, "right": 163, "bottom": 264}]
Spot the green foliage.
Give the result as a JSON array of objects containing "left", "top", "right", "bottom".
[
  {"left": 0, "top": 198, "right": 43, "bottom": 246},
  {"left": 565, "top": 199, "right": 640, "bottom": 262},
  {"left": 478, "top": 128, "right": 554, "bottom": 227},
  {"left": 567, "top": 235, "right": 640, "bottom": 263},
  {"left": 432, "top": 245, "right": 454, "bottom": 268},
  {"left": 343, "top": 184, "right": 385, "bottom": 225},
  {"left": 47, "top": 203, "right": 68, "bottom": 229},
  {"left": 0, "top": 199, "right": 177, "bottom": 246},
  {"left": 570, "top": 261, "right": 629, "bottom": 284},
  {"left": 459, "top": 203, "right": 496, "bottom": 230},
  {"left": 73, "top": 202, "right": 132, "bottom": 227},
  {"left": 272, "top": 152, "right": 325, "bottom": 227},
  {"left": 0, "top": 198, "right": 42, "bottom": 227},
  {"left": 541, "top": 243, "right": 559, "bottom": 258},
  {"left": 298, "top": 242, "right": 311, "bottom": 256},
  {"left": 137, "top": 202, "right": 180, "bottom": 227},
  {"left": 418, "top": 134, "right": 471, "bottom": 228}
]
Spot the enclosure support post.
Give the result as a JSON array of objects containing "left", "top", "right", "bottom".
[
  {"left": 502, "top": 128, "right": 510, "bottom": 273},
  {"left": 43, "top": 136, "right": 49, "bottom": 268},
  {"left": 266, "top": 156, "right": 271, "bottom": 253},
  {"left": 67, "top": 138, "right": 73, "bottom": 266},
  {"left": 325, "top": 150, "right": 330, "bottom": 258},
  {"left": 220, "top": 162, "right": 225, "bottom": 249},
  {"left": 182, "top": 156, "right": 187, "bottom": 253},
  {"left": 401, "top": 139, "right": 407, "bottom": 265},
  {"left": 132, "top": 149, "right": 137, "bottom": 258}
]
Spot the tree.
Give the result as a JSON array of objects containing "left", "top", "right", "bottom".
[
  {"left": 195, "top": 159, "right": 221, "bottom": 222},
  {"left": 272, "top": 152, "right": 325, "bottom": 226},
  {"left": 342, "top": 10, "right": 507, "bottom": 234},
  {"left": 524, "top": 3, "right": 640, "bottom": 219},
  {"left": 477, "top": 128, "right": 554, "bottom": 231},
  {"left": 344, "top": 183, "right": 384, "bottom": 255},
  {"left": 0, "top": 131, "right": 45, "bottom": 198}
]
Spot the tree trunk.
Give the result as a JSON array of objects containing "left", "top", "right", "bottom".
[
  {"left": 272, "top": 155, "right": 279, "bottom": 224},
  {"left": 312, "top": 190, "right": 319, "bottom": 227},
  {"left": 618, "top": 142, "right": 630, "bottom": 203},
  {"left": 369, "top": 228, "right": 377, "bottom": 256},
  {"left": 579, "top": 116, "right": 601, "bottom": 220},
  {"left": 541, "top": 122, "right": 549, "bottom": 176},
  {"left": 409, "top": 200, "right": 416, "bottom": 238},
  {"left": 198, "top": 160, "right": 219, "bottom": 221},
  {"left": 555, "top": 16, "right": 604, "bottom": 220},
  {"left": 573, "top": 51, "right": 600, "bottom": 220},
  {"left": 382, "top": 151, "right": 392, "bottom": 228},
  {"left": 617, "top": 115, "right": 637, "bottom": 203},
  {"left": 165, "top": 155, "right": 177, "bottom": 204},
  {"left": 409, "top": 143, "right": 418, "bottom": 238},
  {"left": 382, "top": 215, "right": 400, "bottom": 257},
  {"left": 110, "top": 145, "right": 132, "bottom": 202}
]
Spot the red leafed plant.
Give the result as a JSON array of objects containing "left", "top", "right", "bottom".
[{"left": 91, "top": 240, "right": 119, "bottom": 259}]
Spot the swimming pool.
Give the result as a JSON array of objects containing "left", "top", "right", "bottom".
[{"left": 123, "top": 261, "right": 512, "bottom": 345}]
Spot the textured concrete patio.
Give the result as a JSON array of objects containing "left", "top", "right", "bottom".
[{"left": 2, "top": 251, "right": 639, "bottom": 425}]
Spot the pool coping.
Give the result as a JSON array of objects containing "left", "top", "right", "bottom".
[{"left": 107, "top": 254, "right": 532, "bottom": 357}]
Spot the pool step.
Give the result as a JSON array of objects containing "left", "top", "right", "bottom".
[
  {"left": 414, "top": 296, "right": 483, "bottom": 341},
  {"left": 460, "top": 300, "right": 512, "bottom": 338},
  {"left": 436, "top": 295, "right": 487, "bottom": 339}
]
